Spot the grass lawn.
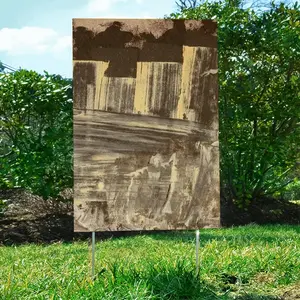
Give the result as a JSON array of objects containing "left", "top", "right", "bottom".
[{"left": 0, "top": 224, "right": 299, "bottom": 299}]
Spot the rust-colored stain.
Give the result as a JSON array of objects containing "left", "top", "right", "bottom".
[{"left": 73, "top": 19, "right": 220, "bottom": 232}]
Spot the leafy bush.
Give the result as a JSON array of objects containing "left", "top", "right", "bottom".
[
  {"left": 0, "top": 70, "right": 73, "bottom": 198},
  {"left": 171, "top": 0, "right": 300, "bottom": 206},
  {"left": 282, "top": 181, "right": 300, "bottom": 201},
  {"left": 1, "top": 1, "right": 299, "bottom": 207}
]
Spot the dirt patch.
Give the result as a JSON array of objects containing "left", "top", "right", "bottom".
[
  {"left": 0, "top": 188, "right": 147, "bottom": 245},
  {"left": 1, "top": 188, "right": 299, "bottom": 245},
  {"left": 221, "top": 197, "right": 300, "bottom": 227},
  {"left": 281, "top": 282, "right": 300, "bottom": 300},
  {"left": 0, "top": 188, "right": 82, "bottom": 245}
]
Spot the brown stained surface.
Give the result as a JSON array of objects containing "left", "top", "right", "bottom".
[
  {"left": 73, "top": 20, "right": 217, "bottom": 59},
  {"left": 73, "top": 19, "right": 220, "bottom": 232}
]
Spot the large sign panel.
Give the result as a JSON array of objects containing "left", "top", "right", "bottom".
[{"left": 73, "top": 19, "right": 220, "bottom": 231}]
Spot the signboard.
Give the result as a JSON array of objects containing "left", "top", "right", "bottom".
[{"left": 73, "top": 19, "right": 220, "bottom": 231}]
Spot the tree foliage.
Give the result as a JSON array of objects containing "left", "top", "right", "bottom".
[
  {"left": 171, "top": 0, "right": 300, "bottom": 206},
  {"left": 0, "top": 70, "right": 73, "bottom": 198},
  {"left": 176, "top": 0, "right": 199, "bottom": 10},
  {"left": 0, "top": 62, "right": 4, "bottom": 72},
  {"left": 0, "top": 1, "right": 299, "bottom": 207}
]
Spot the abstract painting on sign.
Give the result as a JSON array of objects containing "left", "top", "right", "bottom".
[{"left": 73, "top": 19, "right": 220, "bottom": 232}]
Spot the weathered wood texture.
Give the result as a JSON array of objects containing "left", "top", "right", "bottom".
[{"left": 73, "top": 19, "right": 220, "bottom": 231}]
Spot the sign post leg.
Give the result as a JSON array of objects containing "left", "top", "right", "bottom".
[
  {"left": 195, "top": 229, "right": 200, "bottom": 276},
  {"left": 91, "top": 231, "right": 96, "bottom": 279}
]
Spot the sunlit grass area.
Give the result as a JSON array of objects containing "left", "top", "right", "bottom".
[{"left": 1, "top": 224, "right": 299, "bottom": 299}]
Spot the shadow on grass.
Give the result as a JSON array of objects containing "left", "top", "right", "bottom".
[
  {"left": 2, "top": 216, "right": 299, "bottom": 246},
  {"left": 91, "top": 259, "right": 224, "bottom": 299},
  {"left": 139, "top": 225, "right": 300, "bottom": 246},
  {"left": 90, "top": 260, "right": 283, "bottom": 300},
  {"left": 144, "top": 263, "right": 218, "bottom": 299},
  {"left": 86, "top": 224, "right": 300, "bottom": 248}
]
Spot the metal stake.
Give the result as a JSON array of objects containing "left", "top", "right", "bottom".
[
  {"left": 91, "top": 231, "right": 96, "bottom": 279},
  {"left": 195, "top": 229, "right": 200, "bottom": 276}
]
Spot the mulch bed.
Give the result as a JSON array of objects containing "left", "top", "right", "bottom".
[
  {"left": 221, "top": 197, "right": 300, "bottom": 226},
  {"left": 1, "top": 188, "right": 299, "bottom": 245}
]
